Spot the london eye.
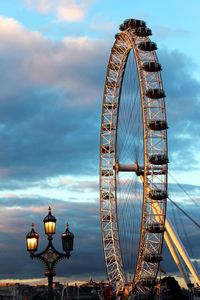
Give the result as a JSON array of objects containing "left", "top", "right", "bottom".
[{"left": 100, "top": 19, "right": 168, "bottom": 297}]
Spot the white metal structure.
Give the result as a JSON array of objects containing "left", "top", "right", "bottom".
[
  {"left": 100, "top": 19, "right": 168, "bottom": 297},
  {"left": 165, "top": 216, "right": 200, "bottom": 286},
  {"left": 151, "top": 201, "right": 200, "bottom": 286}
]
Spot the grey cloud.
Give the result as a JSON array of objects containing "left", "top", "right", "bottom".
[
  {"left": 0, "top": 28, "right": 109, "bottom": 181},
  {"left": 169, "top": 183, "right": 200, "bottom": 194},
  {"left": 153, "top": 25, "right": 190, "bottom": 39},
  {"left": 0, "top": 193, "right": 199, "bottom": 279},
  {"left": 0, "top": 26, "right": 114, "bottom": 186},
  {"left": 156, "top": 48, "right": 200, "bottom": 171}
]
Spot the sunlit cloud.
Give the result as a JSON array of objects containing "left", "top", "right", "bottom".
[
  {"left": 26, "top": 0, "right": 51, "bottom": 13},
  {"left": 25, "top": 0, "right": 92, "bottom": 22},
  {"left": 57, "top": 2, "right": 85, "bottom": 22}
]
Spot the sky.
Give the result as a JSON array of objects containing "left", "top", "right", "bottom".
[{"left": 0, "top": 0, "right": 200, "bottom": 285}]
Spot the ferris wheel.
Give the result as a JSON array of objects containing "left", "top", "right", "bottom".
[{"left": 100, "top": 19, "right": 168, "bottom": 297}]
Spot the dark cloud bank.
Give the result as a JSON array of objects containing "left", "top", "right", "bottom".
[
  {"left": 0, "top": 197, "right": 104, "bottom": 279},
  {"left": 0, "top": 195, "right": 199, "bottom": 279}
]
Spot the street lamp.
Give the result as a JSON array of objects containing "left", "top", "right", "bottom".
[
  {"left": 26, "top": 207, "right": 74, "bottom": 300},
  {"left": 43, "top": 207, "right": 56, "bottom": 235},
  {"left": 26, "top": 223, "right": 39, "bottom": 252}
]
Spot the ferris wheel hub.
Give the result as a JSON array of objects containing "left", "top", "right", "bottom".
[
  {"left": 114, "top": 163, "right": 166, "bottom": 176},
  {"left": 114, "top": 162, "right": 139, "bottom": 173}
]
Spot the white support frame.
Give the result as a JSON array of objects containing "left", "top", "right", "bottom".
[{"left": 152, "top": 204, "right": 200, "bottom": 286}]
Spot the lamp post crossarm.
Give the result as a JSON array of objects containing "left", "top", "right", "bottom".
[{"left": 30, "top": 238, "right": 70, "bottom": 276}]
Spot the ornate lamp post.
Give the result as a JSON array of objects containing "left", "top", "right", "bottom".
[{"left": 26, "top": 207, "right": 74, "bottom": 300}]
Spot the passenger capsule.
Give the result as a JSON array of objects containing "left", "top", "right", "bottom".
[
  {"left": 134, "top": 27, "right": 152, "bottom": 37},
  {"left": 120, "top": 19, "right": 146, "bottom": 31},
  {"left": 146, "top": 88, "right": 166, "bottom": 99},
  {"left": 138, "top": 41, "right": 157, "bottom": 51},
  {"left": 142, "top": 62, "right": 162, "bottom": 72},
  {"left": 148, "top": 189, "right": 168, "bottom": 200},
  {"left": 114, "top": 33, "right": 120, "bottom": 39},
  {"left": 144, "top": 254, "right": 162, "bottom": 263},
  {"left": 146, "top": 223, "right": 165, "bottom": 233},
  {"left": 149, "top": 154, "right": 169, "bottom": 165},
  {"left": 148, "top": 120, "right": 168, "bottom": 131}
]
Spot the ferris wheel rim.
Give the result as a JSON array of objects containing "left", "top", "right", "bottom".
[{"left": 100, "top": 18, "right": 168, "bottom": 296}]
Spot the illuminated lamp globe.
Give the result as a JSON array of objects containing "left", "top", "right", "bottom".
[
  {"left": 43, "top": 207, "right": 56, "bottom": 235},
  {"left": 26, "top": 223, "right": 39, "bottom": 252}
]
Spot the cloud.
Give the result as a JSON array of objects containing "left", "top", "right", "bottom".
[
  {"left": 157, "top": 48, "right": 200, "bottom": 172},
  {"left": 0, "top": 191, "right": 199, "bottom": 279},
  {"left": 153, "top": 25, "right": 190, "bottom": 39},
  {"left": 25, "top": 0, "right": 91, "bottom": 22},
  {"left": 26, "top": 0, "right": 51, "bottom": 13},
  {"left": 0, "top": 16, "right": 109, "bottom": 182},
  {"left": 57, "top": 2, "right": 85, "bottom": 22},
  {"left": 1, "top": 16, "right": 200, "bottom": 187},
  {"left": 57, "top": 176, "right": 98, "bottom": 192},
  {"left": 1, "top": 16, "right": 200, "bottom": 186}
]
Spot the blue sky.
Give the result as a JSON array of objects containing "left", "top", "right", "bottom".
[{"left": 0, "top": 0, "right": 199, "bottom": 283}]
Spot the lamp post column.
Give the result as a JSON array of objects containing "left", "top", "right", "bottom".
[{"left": 48, "top": 274, "right": 53, "bottom": 300}]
